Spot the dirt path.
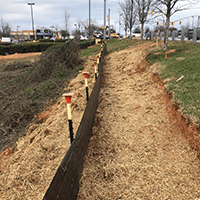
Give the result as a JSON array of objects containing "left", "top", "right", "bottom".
[
  {"left": 77, "top": 43, "right": 200, "bottom": 199},
  {"left": 0, "top": 52, "right": 42, "bottom": 60},
  {"left": 0, "top": 52, "right": 42, "bottom": 66}
]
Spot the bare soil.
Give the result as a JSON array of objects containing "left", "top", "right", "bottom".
[
  {"left": 0, "top": 52, "right": 42, "bottom": 65},
  {"left": 77, "top": 43, "right": 200, "bottom": 199}
]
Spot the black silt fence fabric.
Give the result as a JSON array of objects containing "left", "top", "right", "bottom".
[{"left": 43, "top": 44, "right": 107, "bottom": 200}]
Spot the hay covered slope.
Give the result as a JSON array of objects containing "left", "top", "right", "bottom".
[
  {"left": 0, "top": 53, "right": 97, "bottom": 199},
  {"left": 0, "top": 42, "right": 82, "bottom": 153},
  {"left": 77, "top": 43, "right": 200, "bottom": 199}
]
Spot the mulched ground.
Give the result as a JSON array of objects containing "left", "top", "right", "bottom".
[{"left": 77, "top": 43, "right": 200, "bottom": 199}]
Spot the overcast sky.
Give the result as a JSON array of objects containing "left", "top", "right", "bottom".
[{"left": 1, "top": 0, "right": 200, "bottom": 34}]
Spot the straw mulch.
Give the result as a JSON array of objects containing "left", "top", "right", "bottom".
[
  {"left": 77, "top": 43, "right": 200, "bottom": 199},
  {"left": 0, "top": 53, "right": 98, "bottom": 199}
]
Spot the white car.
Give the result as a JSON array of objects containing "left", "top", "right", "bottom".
[
  {"left": 69, "top": 35, "right": 75, "bottom": 40},
  {"left": 50, "top": 37, "right": 57, "bottom": 41},
  {"left": 12, "top": 40, "right": 19, "bottom": 44},
  {"left": 80, "top": 35, "right": 88, "bottom": 40}
]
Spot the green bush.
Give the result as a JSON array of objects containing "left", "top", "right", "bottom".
[
  {"left": 0, "top": 39, "right": 96, "bottom": 55},
  {"left": 79, "top": 39, "right": 95, "bottom": 49},
  {"left": 55, "top": 39, "right": 69, "bottom": 43},
  {"left": 39, "top": 39, "right": 54, "bottom": 43},
  {"left": 79, "top": 40, "right": 89, "bottom": 49},
  {"left": 0, "top": 43, "right": 55, "bottom": 55}
]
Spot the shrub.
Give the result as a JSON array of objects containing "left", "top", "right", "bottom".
[
  {"left": 39, "top": 39, "right": 54, "bottom": 43},
  {"left": 0, "top": 41, "right": 81, "bottom": 152},
  {"left": 55, "top": 39, "right": 69, "bottom": 43},
  {"left": 0, "top": 43, "right": 55, "bottom": 55}
]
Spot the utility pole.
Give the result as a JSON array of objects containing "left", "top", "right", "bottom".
[
  {"left": 119, "top": 14, "right": 122, "bottom": 34},
  {"left": 89, "top": 0, "right": 91, "bottom": 39},
  {"left": 108, "top": 8, "right": 110, "bottom": 39},
  {"left": 192, "top": 16, "right": 194, "bottom": 29},
  {"left": 17, "top": 26, "right": 20, "bottom": 40},
  {"left": 198, "top": 16, "right": 200, "bottom": 38},
  {"left": 104, "top": 0, "right": 106, "bottom": 39},
  {"left": 28, "top": 2, "right": 35, "bottom": 40}
]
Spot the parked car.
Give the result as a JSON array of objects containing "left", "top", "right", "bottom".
[
  {"left": 80, "top": 35, "right": 88, "bottom": 41},
  {"left": 69, "top": 35, "right": 75, "bottom": 40},
  {"left": 12, "top": 40, "right": 19, "bottom": 44},
  {"left": 50, "top": 37, "right": 57, "bottom": 41}
]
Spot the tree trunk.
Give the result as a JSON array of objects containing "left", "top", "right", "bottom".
[
  {"left": 125, "top": 29, "right": 127, "bottom": 38},
  {"left": 141, "top": 22, "right": 144, "bottom": 41},
  {"left": 163, "top": 17, "right": 170, "bottom": 50},
  {"left": 130, "top": 28, "right": 132, "bottom": 38}
]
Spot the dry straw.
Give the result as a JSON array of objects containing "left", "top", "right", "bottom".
[
  {"left": 77, "top": 43, "right": 200, "bottom": 199},
  {"left": 0, "top": 54, "right": 97, "bottom": 199}
]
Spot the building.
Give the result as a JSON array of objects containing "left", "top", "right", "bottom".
[{"left": 10, "top": 27, "right": 61, "bottom": 40}]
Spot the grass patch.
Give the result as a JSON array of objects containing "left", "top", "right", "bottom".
[
  {"left": 80, "top": 38, "right": 141, "bottom": 57},
  {"left": 147, "top": 41, "right": 200, "bottom": 125}
]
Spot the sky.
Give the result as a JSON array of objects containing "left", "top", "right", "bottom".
[{"left": 1, "top": 0, "right": 200, "bottom": 35}]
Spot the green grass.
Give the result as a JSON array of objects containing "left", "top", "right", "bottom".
[
  {"left": 147, "top": 41, "right": 200, "bottom": 125},
  {"left": 80, "top": 38, "right": 141, "bottom": 57},
  {"left": 107, "top": 38, "right": 140, "bottom": 53}
]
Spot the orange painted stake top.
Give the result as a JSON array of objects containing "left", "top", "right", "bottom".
[
  {"left": 83, "top": 72, "right": 89, "bottom": 79},
  {"left": 94, "top": 62, "right": 97, "bottom": 66},
  {"left": 62, "top": 93, "right": 74, "bottom": 104},
  {"left": 97, "top": 55, "right": 99, "bottom": 59},
  {"left": 165, "top": 54, "right": 167, "bottom": 59}
]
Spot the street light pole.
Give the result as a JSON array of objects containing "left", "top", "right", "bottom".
[
  {"left": 108, "top": 8, "right": 110, "bottom": 38},
  {"left": 119, "top": 14, "right": 122, "bottom": 34},
  {"left": 17, "top": 26, "right": 20, "bottom": 40},
  {"left": 89, "top": 0, "right": 91, "bottom": 39},
  {"left": 192, "top": 16, "right": 194, "bottom": 29},
  {"left": 28, "top": 2, "right": 35, "bottom": 40},
  {"left": 104, "top": 0, "right": 106, "bottom": 39}
]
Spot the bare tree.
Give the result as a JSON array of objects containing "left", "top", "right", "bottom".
[
  {"left": 135, "top": 0, "right": 156, "bottom": 41},
  {"left": 80, "top": 19, "right": 101, "bottom": 37},
  {"left": 0, "top": 17, "right": 11, "bottom": 37},
  {"left": 54, "top": 24, "right": 60, "bottom": 37},
  {"left": 119, "top": 0, "right": 129, "bottom": 37},
  {"left": 155, "top": 0, "right": 199, "bottom": 50},
  {"left": 63, "top": 8, "right": 70, "bottom": 36},
  {"left": 119, "top": 0, "right": 137, "bottom": 38}
]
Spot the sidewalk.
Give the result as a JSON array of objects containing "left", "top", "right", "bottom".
[{"left": 77, "top": 43, "right": 200, "bottom": 199}]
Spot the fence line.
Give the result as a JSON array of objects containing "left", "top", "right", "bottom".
[{"left": 43, "top": 43, "right": 107, "bottom": 200}]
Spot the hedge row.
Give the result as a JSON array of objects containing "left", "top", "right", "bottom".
[
  {"left": 39, "top": 39, "right": 69, "bottom": 43},
  {"left": 79, "top": 39, "right": 95, "bottom": 49},
  {"left": 0, "top": 43, "right": 55, "bottom": 55},
  {"left": 0, "top": 39, "right": 96, "bottom": 55}
]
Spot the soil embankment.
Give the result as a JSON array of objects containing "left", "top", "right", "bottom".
[{"left": 77, "top": 43, "right": 200, "bottom": 199}]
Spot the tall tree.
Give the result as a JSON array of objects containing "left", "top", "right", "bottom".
[
  {"left": 135, "top": 0, "right": 156, "bottom": 41},
  {"left": 63, "top": 8, "right": 70, "bottom": 36},
  {"left": 81, "top": 19, "right": 101, "bottom": 37},
  {"left": 155, "top": 0, "right": 199, "bottom": 50},
  {"left": 119, "top": 0, "right": 137, "bottom": 38},
  {"left": 0, "top": 17, "right": 11, "bottom": 37}
]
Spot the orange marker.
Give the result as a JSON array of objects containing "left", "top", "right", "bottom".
[{"left": 62, "top": 93, "right": 74, "bottom": 143}]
